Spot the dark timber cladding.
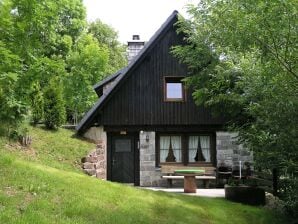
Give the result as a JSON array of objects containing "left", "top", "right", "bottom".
[
  {"left": 76, "top": 11, "right": 226, "bottom": 134},
  {"left": 99, "top": 16, "right": 224, "bottom": 126}
]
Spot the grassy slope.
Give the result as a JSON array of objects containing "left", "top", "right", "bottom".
[
  {"left": 0, "top": 127, "right": 289, "bottom": 224},
  {"left": 0, "top": 126, "right": 93, "bottom": 173}
]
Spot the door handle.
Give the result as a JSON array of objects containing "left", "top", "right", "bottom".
[{"left": 112, "top": 158, "right": 116, "bottom": 166}]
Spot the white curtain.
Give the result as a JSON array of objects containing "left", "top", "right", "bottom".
[
  {"left": 160, "top": 135, "right": 210, "bottom": 163},
  {"left": 188, "top": 136, "right": 198, "bottom": 162},
  {"left": 171, "top": 136, "right": 182, "bottom": 162},
  {"left": 200, "top": 136, "right": 210, "bottom": 162},
  {"left": 160, "top": 136, "right": 170, "bottom": 162},
  {"left": 188, "top": 136, "right": 211, "bottom": 162}
]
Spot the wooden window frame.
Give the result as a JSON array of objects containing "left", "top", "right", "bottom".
[
  {"left": 163, "top": 76, "right": 186, "bottom": 102},
  {"left": 156, "top": 132, "right": 216, "bottom": 167},
  {"left": 157, "top": 133, "right": 184, "bottom": 165}
]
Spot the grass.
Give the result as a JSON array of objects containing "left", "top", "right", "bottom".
[
  {"left": 0, "top": 126, "right": 94, "bottom": 172},
  {"left": 0, "top": 127, "right": 290, "bottom": 224}
]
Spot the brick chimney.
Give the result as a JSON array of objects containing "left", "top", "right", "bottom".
[{"left": 127, "top": 35, "right": 145, "bottom": 63}]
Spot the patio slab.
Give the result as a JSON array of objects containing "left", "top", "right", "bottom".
[{"left": 141, "top": 187, "right": 225, "bottom": 198}]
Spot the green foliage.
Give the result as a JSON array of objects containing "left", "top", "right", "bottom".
[
  {"left": 0, "top": 41, "right": 27, "bottom": 137},
  {"left": 279, "top": 178, "right": 298, "bottom": 218},
  {"left": 0, "top": 0, "right": 127, "bottom": 130},
  {"left": 25, "top": 57, "right": 66, "bottom": 127},
  {"left": 174, "top": 0, "right": 298, "bottom": 216},
  {"left": 1, "top": 0, "right": 86, "bottom": 61},
  {"left": 44, "top": 80, "right": 66, "bottom": 129},
  {"left": 30, "top": 82, "right": 44, "bottom": 124},
  {"left": 25, "top": 57, "right": 67, "bottom": 90},
  {"left": 64, "top": 34, "right": 109, "bottom": 122},
  {"left": 88, "top": 19, "right": 127, "bottom": 74}
]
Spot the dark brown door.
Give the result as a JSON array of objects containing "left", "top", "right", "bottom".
[{"left": 111, "top": 135, "right": 135, "bottom": 183}]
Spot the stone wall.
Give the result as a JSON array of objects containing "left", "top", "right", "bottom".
[
  {"left": 216, "top": 132, "right": 253, "bottom": 168},
  {"left": 81, "top": 128, "right": 252, "bottom": 185},
  {"left": 82, "top": 126, "right": 107, "bottom": 179},
  {"left": 81, "top": 141, "right": 106, "bottom": 179},
  {"left": 139, "top": 131, "right": 252, "bottom": 187},
  {"left": 83, "top": 126, "right": 107, "bottom": 144},
  {"left": 139, "top": 131, "right": 166, "bottom": 187}
]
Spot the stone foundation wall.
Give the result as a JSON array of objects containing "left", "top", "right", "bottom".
[
  {"left": 81, "top": 128, "right": 252, "bottom": 185},
  {"left": 139, "top": 131, "right": 253, "bottom": 187},
  {"left": 83, "top": 126, "right": 106, "bottom": 144},
  {"left": 81, "top": 141, "right": 106, "bottom": 179},
  {"left": 82, "top": 126, "right": 107, "bottom": 179},
  {"left": 216, "top": 132, "right": 253, "bottom": 168}
]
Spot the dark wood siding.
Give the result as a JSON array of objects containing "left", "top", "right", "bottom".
[{"left": 99, "top": 19, "right": 225, "bottom": 127}]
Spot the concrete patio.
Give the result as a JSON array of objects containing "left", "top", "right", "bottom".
[{"left": 142, "top": 187, "right": 225, "bottom": 198}]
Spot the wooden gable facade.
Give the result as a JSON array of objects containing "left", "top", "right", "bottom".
[{"left": 77, "top": 11, "right": 225, "bottom": 134}]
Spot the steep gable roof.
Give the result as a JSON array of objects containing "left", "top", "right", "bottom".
[
  {"left": 93, "top": 68, "right": 124, "bottom": 96},
  {"left": 76, "top": 10, "right": 180, "bottom": 133}
]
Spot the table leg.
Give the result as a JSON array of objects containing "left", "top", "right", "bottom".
[{"left": 184, "top": 176, "right": 197, "bottom": 193}]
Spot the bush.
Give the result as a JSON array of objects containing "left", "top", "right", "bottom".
[
  {"left": 279, "top": 178, "right": 298, "bottom": 218},
  {"left": 44, "top": 80, "right": 66, "bottom": 129},
  {"left": 9, "top": 120, "right": 30, "bottom": 141},
  {"left": 0, "top": 73, "right": 28, "bottom": 138},
  {"left": 225, "top": 185, "right": 265, "bottom": 205},
  {"left": 30, "top": 82, "right": 44, "bottom": 124}
]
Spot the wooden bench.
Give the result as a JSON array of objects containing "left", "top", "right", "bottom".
[{"left": 161, "top": 165, "right": 216, "bottom": 188}]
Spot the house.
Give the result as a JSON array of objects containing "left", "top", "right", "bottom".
[{"left": 76, "top": 11, "right": 253, "bottom": 187}]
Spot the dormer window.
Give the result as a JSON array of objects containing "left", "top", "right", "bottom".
[{"left": 164, "top": 77, "right": 185, "bottom": 102}]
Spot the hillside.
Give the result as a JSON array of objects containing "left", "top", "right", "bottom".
[
  {"left": 0, "top": 126, "right": 94, "bottom": 173},
  {"left": 0, "top": 127, "right": 289, "bottom": 224}
]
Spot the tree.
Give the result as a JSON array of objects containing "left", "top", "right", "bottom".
[
  {"left": 64, "top": 33, "right": 109, "bottom": 123},
  {"left": 0, "top": 0, "right": 126, "bottom": 131},
  {"left": 44, "top": 79, "right": 66, "bottom": 130},
  {"left": 0, "top": 41, "right": 27, "bottom": 137},
  {"left": 0, "top": 0, "right": 86, "bottom": 130},
  {"left": 88, "top": 19, "right": 127, "bottom": 74},
  {"left": 173, "top": 0, "right": 297, "bottom": 215},
  {"left": 30, "top": 82, "right": 44, "bottom": 124},
  {"left": 1, "top": 0, "right": 86, "bottom": 62}
]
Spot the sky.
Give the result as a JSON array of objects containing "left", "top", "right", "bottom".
[{"left": 83, "top": 0, "right": 197, "bottom": 44}]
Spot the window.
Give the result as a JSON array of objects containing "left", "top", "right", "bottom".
[
  {"left": 115, "top": 139, "right": 131, "bottom": 152},
  {"left": 157, "top": 134, "right": 213, "bottom": 166},
  {"left": 188, "top": 136, "right": 211, "bottom": 162},
  {"left": 164, "top": 77, "right": 185, "bottom": 101},
  {"left": 160, "top": 136, "right": 182, "bottom": 162}
]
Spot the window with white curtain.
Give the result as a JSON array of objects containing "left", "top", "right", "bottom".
[
  {"left": 159, "top": 136, "right": 182, "bottom": 162},
  {"left": 188, "top": 136, "right": 211, "bottom": 162},
  {"left": 158, "top": 134, "right": 212, "bottom": 165}
]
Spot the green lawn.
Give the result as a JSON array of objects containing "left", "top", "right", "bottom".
[
  {"left": 0, "top": 127, "right": 290, "bottom": 224},
  {"left": 0, "top": 126, "right": 94, "bottom": 173}
]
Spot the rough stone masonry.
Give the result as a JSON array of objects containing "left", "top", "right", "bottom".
[{"left": 81, "top": 140, "right": 106, "bottom": 179}]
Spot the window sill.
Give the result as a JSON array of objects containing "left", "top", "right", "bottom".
[{"left": 164, "top": 99, "right": 185, "bottom": 102}]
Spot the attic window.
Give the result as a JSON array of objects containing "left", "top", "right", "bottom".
[{"left": 164, "top": 77, "right": 185, "bottom": 101}]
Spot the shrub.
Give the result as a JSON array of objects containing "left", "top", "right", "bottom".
[
  {"left": 43, "top": 80, "right": 66, "bottom": 129},
  {"left": 279, "top": 178, "right": 298, "bottom": 218},
  {"left": 30, "top": 82, "right": 44, "bottom": 124}
]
